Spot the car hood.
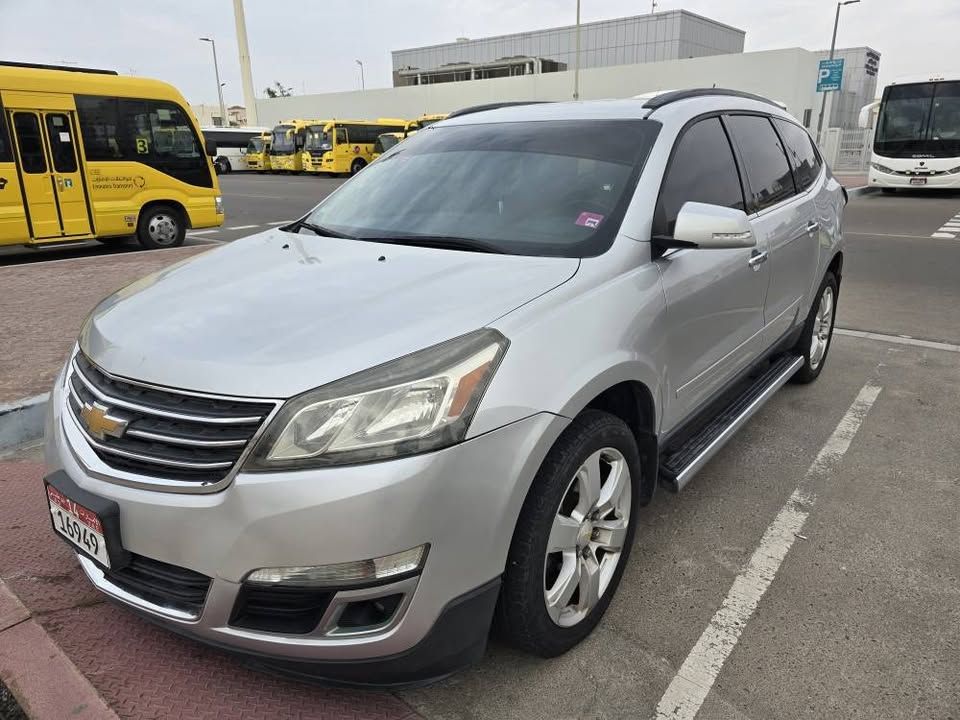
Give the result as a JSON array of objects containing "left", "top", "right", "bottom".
[{"left": 80, "top": 230, "right": 579, "bottom": 398}]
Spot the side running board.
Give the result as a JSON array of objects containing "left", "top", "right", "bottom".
[{"left": 660, "top": 354, "right": 804, "bottom": 491}]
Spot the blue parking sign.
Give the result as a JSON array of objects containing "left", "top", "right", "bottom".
[{"left": 817, "top": 58, "right": 844, "bottom": 92}]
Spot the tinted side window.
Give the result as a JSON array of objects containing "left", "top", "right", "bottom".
[
  {"left": 76, "top": 95, "right": 211, "bottom": 188},
  {"left": 45, "top": 113, "right": 78, "bottom": 173},
  {"left": 654, "top": 117, "right": 745, "bottom": 236},
  {"left": 725, "top": 115, "right": 796, "bottom": 212},
  {"left": 774, "top": 119, "right": 821, "bottom": 192},
  {"left": 13, "top": 113, "right": 47, "bottom": 173},
  {"left": 0, "top": 107, "right": 12, "bottom": 162}
]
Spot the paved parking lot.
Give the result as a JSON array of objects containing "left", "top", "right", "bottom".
[{"left": 1, "top": 179, "right": 958, "bottom": 719}]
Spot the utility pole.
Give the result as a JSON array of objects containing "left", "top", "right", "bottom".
[
  {"left": 651, "top": 0, "right": 658, "bottom": 13},
  {"left": 233, "top": 0, "right": 258, "bottom": 126},
  {"left": 199, "top": 38, "right": 227, "bottom": 127},
  {"left": 356, "top": 60, "right": 365, "bottom": 90},
  {"left": 573, "top": 0, "right": 581, "bottom": 100},
  {"left": 816, "top": 0, "right": 860, "bottom": 138}
]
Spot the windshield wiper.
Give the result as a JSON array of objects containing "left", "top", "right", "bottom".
[
  {"left": 358, "top": 234, "right": 505, "bottom": 254},
  {"left": 286, "top": 219, "right": 356, "bottom": 239}
]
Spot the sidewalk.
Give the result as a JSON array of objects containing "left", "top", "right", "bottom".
[
  {"left": 0, "top": 458, "right": 422, "bottom": 720},
  {"left": 833, "top": 172, "right": 868, "bottom": 189}
]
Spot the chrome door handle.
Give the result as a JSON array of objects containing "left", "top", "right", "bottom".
[
  {"left": 806, "top": 221, "right": 820, "bottom": 233},
  {"left": 747, "top": 250, "right": 768, "bottom": 270}
]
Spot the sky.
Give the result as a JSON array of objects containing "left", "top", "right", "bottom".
[{"left": 1, "top": 0, "right": 958, "bottom": 107}]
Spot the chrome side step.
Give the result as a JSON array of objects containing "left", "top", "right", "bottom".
[{"left": 660, "top": 354, "right": 804, "bottom": 491}]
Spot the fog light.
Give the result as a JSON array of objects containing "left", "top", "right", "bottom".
[
  {"left": 246, "top": 545, "right": 428, "bottom": 587},
  {"left": 214, "top": 196, "right": 223, "bottom": 214}
]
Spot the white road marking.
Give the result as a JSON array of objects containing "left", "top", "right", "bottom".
[
  {"left": 267, "top": 220, "right": 291, "bottom": 225},
  {"left": 653, "top": 382, "right": 882, "bottom": 720},
  {"left": 225, "top": 224, "right": 259, "bottom": 230},
  {"left": 185, "top": 229, "right": 220, "bottom": 236},
  {"left": 931, "top": 232, "right": 956, "bottom": 238},
  {"left": 836, "top": 328, "right": 960, "bottom": 353},
  {"left": 844, "top": 231, "right": 949, "bottom": 240}
]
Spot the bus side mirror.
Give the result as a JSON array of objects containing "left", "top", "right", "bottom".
[{"left": 205, "top": 138, "right": 216, "bottom": 157}]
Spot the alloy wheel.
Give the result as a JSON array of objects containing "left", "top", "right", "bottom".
[{"left": 810, "top": 285, "right": 834, "bottom": 370}]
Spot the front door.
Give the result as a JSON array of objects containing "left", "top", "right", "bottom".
[{"left": 9, "top": 109, "right": 91, "bottom": 240}]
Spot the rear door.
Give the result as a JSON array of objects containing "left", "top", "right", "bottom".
[
  {"left": 0, "top": 101, "right": 29, "bottom": 245},
  {"left": 725, "top": 114, "right": 814, "bottom": 344},
  {"left": 8, "top": 106, "right": 91, "bottom": 240},
  {"left": 654, "top": 116, "right": 770, "bottom": 431}
]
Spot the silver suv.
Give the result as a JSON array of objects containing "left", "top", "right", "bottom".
[{"left": 45, "top": 90, "right": 844, "bottom": 685}]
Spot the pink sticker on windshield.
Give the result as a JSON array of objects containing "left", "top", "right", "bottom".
[{"left": 575, "top": 211, "right": 604, "bottom": 229}]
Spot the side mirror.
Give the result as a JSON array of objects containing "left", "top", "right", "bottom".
[
  {"left": 205, "top": 138, "right": 216, "bottom": 157},
  {"left": 670, "top": 202, "right": 755, "bottom": 249},
  {"left": 858, "top": 101, "right": 880, "bottom": 129}
]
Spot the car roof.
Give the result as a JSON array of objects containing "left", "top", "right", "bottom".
[{"left": 439, "top": 90, "right": 796, "bottom": 127}]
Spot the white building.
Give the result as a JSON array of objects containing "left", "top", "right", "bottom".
[{"left": 190, "top": 104, "right": 248, "bottom": 127}]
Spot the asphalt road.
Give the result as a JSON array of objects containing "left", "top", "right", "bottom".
[{"left": 3, "top": 176, "right": 959, "bottom": 718}]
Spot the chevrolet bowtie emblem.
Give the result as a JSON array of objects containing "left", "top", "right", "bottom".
[{"left": 79, "top": 401, "right": 129, "bottom": 441}]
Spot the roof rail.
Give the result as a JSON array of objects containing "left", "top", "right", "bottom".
[
  {"left": 447, "top": 101, "right": 552, "bottom": 119},
  {"left": 641, "top": 88, "right": 780, "bottom": 110},
  {"left": 0, "top": 60, "right": 118, "bottom": 76}
]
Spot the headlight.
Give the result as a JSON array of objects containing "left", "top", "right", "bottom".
[
  {"left": 246, "top": 329, "right": 508, "bottom": 470},
  {"left": 870, "top": 162, "right": 893, "bottom": 174},
  {"left": 947, "top": 166, "right": 960, "bottom": 175}
]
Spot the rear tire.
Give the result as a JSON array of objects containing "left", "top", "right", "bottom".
[
  {"left": 350, "top": 158, "right": 367, "bottom": 175},
  {"left": 136, "top": 205, "right": 185, "bottom": 250},
  {"left": 791, "top": 271, "right": 838, "bottom": 384},
  {"left": 495, "top": 410, "right": 640, "bottom": 657}
]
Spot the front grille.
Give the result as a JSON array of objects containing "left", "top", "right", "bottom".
[
  {"left": 66, "top": 353, "right": 276, "bottom": 485},
  {"left": 105, "top": 553, "right": 211, "bottom": 616}
]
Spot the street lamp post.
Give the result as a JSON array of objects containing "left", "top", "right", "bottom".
[
  {"left": 356, "top": 60, "right": 365, "bottom": 90},
  {"left": 816, "top": 0, "right": 860, "bottom": 138},
  {"left": 200, "top": 37, "right": 228, "bottom": 127},
  {"left": 573, "top": 0, "right": 581, "bottom": 100}
]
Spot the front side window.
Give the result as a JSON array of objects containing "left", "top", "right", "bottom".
[
  {"left": 76, "top": 95, "right": 211, "bottom": 187},
  {"left": 725, "top": 114, "right": 796, "bottom": 212},
  {"left": 45, "top": 113, "right": 78, "bottom": 173},
  {"left": 0, "top": 106, "right": 12, "bottom": 163},
  {"left": 774, "top": 119, "right": 821, "bottom": 193},
  {"left": 654, "top": 117, "right": 745, "bottom": 237},
  {"left": 304, "top": 119, "right": 660, "bottom": 258}
]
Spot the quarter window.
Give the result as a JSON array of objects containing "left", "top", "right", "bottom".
[
  {"left": 774, "top": 119, "right": 821, "bottom": 193},
  {"left": 725, "top": 115, "right": 796, "bottom": 212},
  {"left": 654, "top": 117, "right": 745, "bottom": 237}
]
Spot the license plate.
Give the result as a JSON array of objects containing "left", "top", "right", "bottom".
[
  {"left": 909, "top": 177, "right": 927, "bottom": 185},
  {"left": 47, "top": 484, "right": 111, "bottom": 568}
]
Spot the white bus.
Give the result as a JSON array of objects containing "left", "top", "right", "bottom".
[
  {"left": 860, "top": 74, "right": 960, "bottom": 191},
  {"left": 201, "top": 126, "right": 269, "bottom": 173}
]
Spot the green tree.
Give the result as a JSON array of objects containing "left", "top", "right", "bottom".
[{"left": 264, "top": 82, "right": 293, "bottom": 98}]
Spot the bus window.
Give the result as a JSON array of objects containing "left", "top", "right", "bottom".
[
  {"left": 44, "top": 114, "right": 78, "bottom": 172},
  {"left": 335, "top": 127, "right": 347, "bottom": 145},
  {"left": 76, "top": 96, "right": 211, "bottom": 187},
  {"left": 0, "top": 107, "right": 12, "bottom": 162},
  {"left": 12, "top": 113, "right": 47, "bottom": 173}
]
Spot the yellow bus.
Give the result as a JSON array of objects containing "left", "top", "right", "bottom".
[
  {"left": 371, "top": 131, "right": 406, "bottom": 161},
  {"left": 245, "top": 131, "right": 271, "bottom": 172},
  {"left": 0, "top": 61, "right": 222, "bottom": 250},
  {"left": 412, "top": 112, "right": 448, "bottom": 130},
  {"left": 268, "top": 119, "right": 314, "bottom": 172},
  {"left": 301, "top": 118, "right": 408, "bottom": 175}
]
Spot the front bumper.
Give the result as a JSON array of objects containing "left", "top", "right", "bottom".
[
  {"left": 45, "top": 374, "right": 565, "bottom": 680},
  {"left": 868, "top": 167, "right": 960, "bottom": 188}
]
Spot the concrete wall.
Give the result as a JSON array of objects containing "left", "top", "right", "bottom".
[{"left": 256, "top": 48, "right": 821, "bottom": 129}]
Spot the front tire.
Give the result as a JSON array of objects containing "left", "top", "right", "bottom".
[
  {"left": 496, "top": 410, "right": 640, "bottom": 657},
  {"left": 791, "top": 271, "right": 838, "bottom": 384},
  {"left": 350, "top": 158, "right": 367, "bottom": 175},
  {"left": 136, "top": 205, "right": 185, "bottom": 250}
]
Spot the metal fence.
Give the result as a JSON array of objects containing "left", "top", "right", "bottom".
[{"left": 818, "top": 128, "right": 873, "bottom": 174}]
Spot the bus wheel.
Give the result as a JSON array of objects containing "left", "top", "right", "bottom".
[
  {"left": 350, "top": 158, "right": 367, "bottom": 175},
  {"left": 881, "top": 188, "right": 897, "bottom": 194},
  {"left": 137, "top": 205, "right": 185, "bottom": 250}
]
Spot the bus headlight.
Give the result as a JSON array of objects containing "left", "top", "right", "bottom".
[
  {"left": 870, "top": 162, "right": 893, "bottom": 174},
  {"left": 947, "top": 166, "right": 960, "bottom": 175},
  {"left": 215, "top": 196, "right": 223, "bottom": 214}
]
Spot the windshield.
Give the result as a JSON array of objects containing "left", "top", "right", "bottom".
[
  {"left": 304, "top": 126, "right": 331, "bottom": 151},
  {"left": 246, "top": 137, "right": 264, "bottom": 153},
  {"left": 875, "top": 81, "right": 960, "bottom": 158},
  {"left": 271, "top": 125, "right": 295, "bottom": 153},
  {"left": 303, "top": 119, "right": 660, "bottom": 258}
]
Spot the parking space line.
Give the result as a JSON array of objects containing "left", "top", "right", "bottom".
[
  {"left": 844, "top": 231, "right": 950, "bottom": 240},
  {"left": 185, "top": 229, "right": 220, "bottom": 236},
  {"left": 653, "top": 382, "right": 882, "bottom": 720},
  {"left": 836, "top": 328, "right": 960, "bottom": 353},
  {"left": 931, "top": 232, "right": 956, "bottom": 238},
  {"left": 266, "top": 220, "right": 291, "bottom": 225},
  {"left": 225, "top": 224, "right": 259, "bottom": 230}
]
